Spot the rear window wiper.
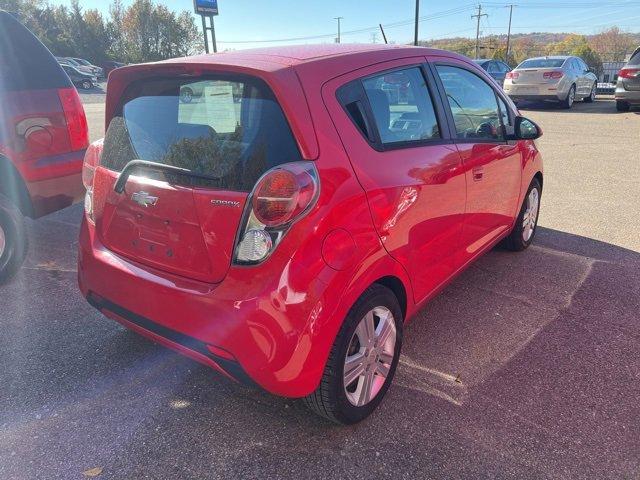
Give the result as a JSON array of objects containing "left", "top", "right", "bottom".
[{"left": 114, "top": 159, "right": 221, "bottom": 193}]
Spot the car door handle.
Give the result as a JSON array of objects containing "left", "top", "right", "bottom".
[{"left": 472, "top": 167, "right": 484, "bottom": 181}]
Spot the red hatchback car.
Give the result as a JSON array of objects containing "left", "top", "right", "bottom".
[{"left": 78, "top": 44, "right": 543, "bottom": 424}]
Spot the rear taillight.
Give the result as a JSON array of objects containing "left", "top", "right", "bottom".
[
  {"left": 82, "top": 139, "right": 103, "bottom": 189},
  {"left": 506, "top": 72, "right": 519, "bottom": 80},
  {"left": 619, "top": 68, "right": 640, "bottom": 79},
  {"left": 543, "top": 71, "right": 564, "bottom": 80},
  {"left": 83, "top": 139, "right": 103, "bottom": 223},
  {"left": 234, "top": 162, "right": 319, "bottom": 264},
  {"left": 57, "top": 87, "right": 89, "bottom": 152}
]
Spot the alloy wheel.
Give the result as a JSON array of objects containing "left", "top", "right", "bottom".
[
  {"left": 568, "top": 87, "right": 575, "bottom": 107},
  {"left": 343, "top": 306, "right": 396, "bottom": 407},
  {"left": 522, "top": 187, "right": 540, "bottom": 242}
]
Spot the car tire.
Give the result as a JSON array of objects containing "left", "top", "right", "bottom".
[
  {"left": 303, "top": 284, "right": 403, "bottom": 425},
  {"left": 502, "top": 178, "right": 542, "bottom": 252},
  {"left": 180, "top": 87, "right": 194, "bottom": 104},
  {"left": 583, "top": 83, "right": 596, "bottom": 103},
  {"left": 81, "top": 80, "right": 92, "bottom": 90},
  {"left": 560, "top": 85, "right": 576, "bottom": 109},
  {"left": 616, "top": 100, "right": 630, "bottom": 112},
  {"left": 0, "top": 193, "right": 27, "bottom": 284}
]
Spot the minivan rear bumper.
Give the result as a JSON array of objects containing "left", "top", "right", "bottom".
[{"left": 78, "top": 217, "right": 334, "bottom": 398}]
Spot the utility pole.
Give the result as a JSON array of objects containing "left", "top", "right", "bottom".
[
  {"left": 472, "top": 4, "right": 488, "bottom": 59},
  {"left": 505, "top": 4, "right": 515, "bottom": 65},
  {"left": 334, "top": 16, "right": 343, "bottom": 43},
  {"left": 414, "top": 0, "right": 420, "bottom": 46}
]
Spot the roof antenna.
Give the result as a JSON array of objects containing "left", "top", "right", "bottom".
[{"left": 379, "top": 24, "right": 388, "bottom": 44}]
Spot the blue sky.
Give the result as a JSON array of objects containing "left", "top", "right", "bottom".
[{"left": 49, "top": 0, "right": 640, "bottom": 50}]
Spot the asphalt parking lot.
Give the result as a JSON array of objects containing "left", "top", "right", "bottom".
[{"left": 1, "top": 97, "right": 639, "bottom": 479}]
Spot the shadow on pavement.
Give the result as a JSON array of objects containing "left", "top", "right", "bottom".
[
  {"left": 517, "top": 97, "right": 622, "bottom": 114},
  {"left": 1, "top": 220, "right": 639, "bottom": 479}
]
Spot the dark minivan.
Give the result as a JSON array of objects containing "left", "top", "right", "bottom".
[{"left": 0, "top": 11, "right": 88, "bottom": 282}]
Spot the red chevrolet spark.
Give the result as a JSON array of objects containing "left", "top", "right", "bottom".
[{"left": 78, "top": 44, "right": 543, "bottom": 424}]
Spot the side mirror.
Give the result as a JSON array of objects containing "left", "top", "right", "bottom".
[{"left": 508, "top": 116, "right": 542, "bottom": 140}]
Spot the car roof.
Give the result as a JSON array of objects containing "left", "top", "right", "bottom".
[
  {"left": 473, "top": 59, "right": 493, "bottom": 63},
  {"left": 156, "top": 43, "right": 467, "bottom": 71}
]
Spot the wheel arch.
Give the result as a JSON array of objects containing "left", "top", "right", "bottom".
[
  {"left": 374, "top": 275, "right": 408, "bottom": 321},
  {"left": 0, "top": 155, "right": 34, "bottom": 217},
  {"left": 533, "top": 171, "right": 543, "bottom": 191}
]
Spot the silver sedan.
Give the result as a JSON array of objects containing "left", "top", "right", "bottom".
[{"left": 503, "top": 56, "right": 598, "bottom": 109}]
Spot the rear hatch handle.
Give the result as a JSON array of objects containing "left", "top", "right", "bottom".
[{"left": 114, "top": 160, "right": 221, "bottom": 194}]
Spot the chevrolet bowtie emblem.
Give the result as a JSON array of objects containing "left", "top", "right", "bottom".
[{"left": 131, "top": 191, "right": 158, "bottom": 207}]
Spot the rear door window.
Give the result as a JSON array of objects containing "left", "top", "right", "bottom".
[
  {"left": 101, "top": 76, "right": 302, "bottom": 192},
  {"left": 435, "top": 65, "right": 506, "bottom": 142},
  {"left": 361, "top": 67, "right": 441, "bottom": 146}
]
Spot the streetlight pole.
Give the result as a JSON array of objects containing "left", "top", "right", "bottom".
[
  {"left": 334, "top": 16, "right": 343, "bottom": 43},
  {"left": 414, "top": 0, "right": 420, "bottom": 46}
]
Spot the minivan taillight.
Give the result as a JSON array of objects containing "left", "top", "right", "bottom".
[
  {"left": 543, "top": 71, "right": 564, "bottom": 80},
  {"left": 234, "top": 162, "right": 319, "bottom": 264},
  {"left": 57, "top": 87, "right": 89, "bottom": 152},
  {"left": 83, "top": 139, "right": 103, "bottom": 223}
]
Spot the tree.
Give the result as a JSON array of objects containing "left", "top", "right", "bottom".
[
  {"left": 545, "top": 34, "right": 603, "bottom": 74},
  {"left": 590, "top": 27, "right": 637, "bottom": 62}
]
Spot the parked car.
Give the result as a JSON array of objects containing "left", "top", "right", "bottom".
[
  {"left": 0, "top": 11, "right": 88, "bottom": 282},
  {"left": 60, "top": 64, "right": 98, "bottom": 90},
  {"left": 78, "top": 44, "right": 543, "bottom": 424},
  {"left": 101, "top": 61, "right": 126, "bottom": 78},
  {"left": 67, "top": 57, "right": 104, "bottom": 78},
  {"left": 473, "top": 58, "right": 512, "bottom": 85},
  {"left": 615, "top": 46, "right": 640, "bottom": 112},
  {"left": 56, "top": 56, "right": 94, "bottom": 75},
  {"left": 504, "top": 55, "right": 598, "bottom": 108}
]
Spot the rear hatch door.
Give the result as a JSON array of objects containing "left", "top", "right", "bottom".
[{"left": 94, "top": 73, "right": 304, "bottom": 283}]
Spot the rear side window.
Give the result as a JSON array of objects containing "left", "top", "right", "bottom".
[
  {"left": 436, "top": 65, "right": 505, "bottom": 141},
  {"left": 629, "top": 49, "right": 640, "bottom": 66},
  {"left": 0, "top": 12, "right": 70, "bottom": 92},
  {"left": 101, "top": 76, "right": 302, "bottom": 192},
  {"left": 518, "top": 59, "right": 565, "bottom": 69},
  {"left": 362, "top": 67, "right": 440, "bottom": 145}
]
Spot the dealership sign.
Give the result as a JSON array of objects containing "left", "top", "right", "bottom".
[{"left": 194, "top": 0, "right": 218, "bottom": 15}]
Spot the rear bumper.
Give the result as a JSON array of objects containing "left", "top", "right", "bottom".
[
  {"left": 86, "top": 293, "right": 256, "bottom": 386},
  {"left": 504, "top": 83, "right": 568, "bottom": 102},
  {"left": 27, "top": 171, "right": 84, "bottom": 217},
  {"left": 615, "top": 86, "right": 640, "bottom": 104},
  {"left": 77, "top": 217, "right": 335, "bottom": 398}
]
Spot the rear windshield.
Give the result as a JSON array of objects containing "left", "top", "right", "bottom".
[
  {"left": 518, "top": 59, "right": 566, "bottom": 69},
  {"left": 101, "top": 75, "right": 303, "bottom": 192},
  {"left": 0, "top": 12, "right": 71, "bottom": 92},
  {"left": 629, "top": 49, "right": 640, "bottom": 66}
]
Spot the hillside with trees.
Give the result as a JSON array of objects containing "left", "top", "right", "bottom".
[{"left": 421, "top": 28, "right": 640, "bottom": 72}]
